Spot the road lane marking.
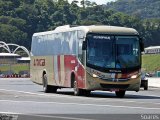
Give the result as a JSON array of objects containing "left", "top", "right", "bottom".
[
  {"left": 22, "top": 114, "right": 95, "bottom": 120},
  {"left": 0, "top": 99, "right": 160, "bottom": 110},
  {"left": 1, "top": 88, "right": 160, "bottom": 106},
  {"left": 0, "top": 112, "right": 95, "bottom": 120}
]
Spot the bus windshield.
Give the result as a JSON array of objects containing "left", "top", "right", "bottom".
[{"left": 87, "top": 34, "right": 141, "bottom": 69}]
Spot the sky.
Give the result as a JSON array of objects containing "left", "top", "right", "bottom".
[{"left": 68, "top": 0, "right": 116, "bottom": 5}]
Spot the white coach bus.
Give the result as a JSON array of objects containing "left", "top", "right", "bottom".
[{"left": 30, "top": 25, "right": 144, "bottom": 98}]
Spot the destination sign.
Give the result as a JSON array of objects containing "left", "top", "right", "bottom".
[{"left": 93, "top": 36, "right": 111, "bottom": 40}]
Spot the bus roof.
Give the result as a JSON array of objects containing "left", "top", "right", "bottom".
[{"left": 33, "top": 25, "right": 139, "bottom": 36}]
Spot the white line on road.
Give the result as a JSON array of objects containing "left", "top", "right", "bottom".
[
  {"left": 1, "top": 88, "right": 160, "bottom": 105},
  {"left": 0, "top": 99, "right": 160, "bottom": 110},
  {"left": 0, "top": 112, "right": 95, "bottom": 120}
]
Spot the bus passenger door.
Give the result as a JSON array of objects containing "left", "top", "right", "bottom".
[{"left": 77, "top": 40, "right": 86, "bottom": 89}]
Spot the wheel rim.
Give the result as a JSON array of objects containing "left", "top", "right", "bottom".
[
  {"left": 43, "top": 75, "right": 47, "bottom": 91},
  {"left": 74, "top": 81, "right": 78, "bottom": 95}
]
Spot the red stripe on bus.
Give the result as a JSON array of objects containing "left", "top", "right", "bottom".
[{"left": 58, "top": 55, "right": 61, "bottom": 84}]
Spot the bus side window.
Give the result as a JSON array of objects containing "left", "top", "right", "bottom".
[{"left": 78, "top": 40, "right": 86, "bottom": 65}]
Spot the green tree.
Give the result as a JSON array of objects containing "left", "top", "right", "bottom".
[{"left": 0, "top": 24, "right": 27, "bottom": 45}]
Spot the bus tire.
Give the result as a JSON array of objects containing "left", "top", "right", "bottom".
[
  {"left": 115, "top": 90, "right": 126, "bottom": 98},
  {"left": 51, "top": 86, "right": 58, "bottom": 93},
  {"left": 144, "top": 81, "right": 148, "bottom": 90},
  {"left": 43, "top": 74, "right": 55, "bottom": 93},
  {"left": 82, "top": 90, "right": 91, "bottom": 96}
]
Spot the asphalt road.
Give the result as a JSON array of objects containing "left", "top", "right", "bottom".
[{"left": 0, "top": 78, "right": 160, "bottom": 120}]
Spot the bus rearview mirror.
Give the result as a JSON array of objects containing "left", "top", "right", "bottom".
[
  {"left": 140, "top": 38, "right": 144, "bottom": 52},
  {"left": 82, "top": 41, "right": 87, "bottom": 50}
]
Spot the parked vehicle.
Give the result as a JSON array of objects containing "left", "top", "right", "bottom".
[
  {"left": 19, "top": 70, "right": 30, "bottom": 78},
  {"left": 145, "top": 73, "right": 151, "bottom": 77}
]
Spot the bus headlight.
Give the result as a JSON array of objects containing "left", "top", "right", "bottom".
[
  {"left": 92, "top": 74, "right": 98, "bottom": 78},
  {"left": 131, "top": 74, "right": 138, "bottom": 79}
]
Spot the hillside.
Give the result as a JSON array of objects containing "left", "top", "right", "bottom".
[
  {"left": 0, "top": 0, "right": 160, "bottom": 49},
  {"left": 142, "top": 54, "right": 160, "bottom": 72},
  {"left": 107, "top": 0, "right": 160, "bottom": 19}
]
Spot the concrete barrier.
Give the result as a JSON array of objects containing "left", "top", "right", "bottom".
[{"left": 0, "top": 74, "right": 30, "bottom": 78}]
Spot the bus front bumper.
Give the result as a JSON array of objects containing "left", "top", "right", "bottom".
[{"left": 86, "top": 74, "right": 141, "bottom": 92}]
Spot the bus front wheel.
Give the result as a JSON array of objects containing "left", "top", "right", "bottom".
[{"left": 115, "top": 90, "right": 126, "bottom": 98}]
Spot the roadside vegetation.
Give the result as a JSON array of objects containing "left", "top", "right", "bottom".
[
  {"left": 0, "top": 64, "right": 29, "bottom": 74},
  {"left": 142, "top": 54, "right": 160, "bottom": 72}
]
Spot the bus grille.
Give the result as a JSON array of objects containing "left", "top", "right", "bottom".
[{"left": 100, "top": 84, "right": 129, "bottom": 89}]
